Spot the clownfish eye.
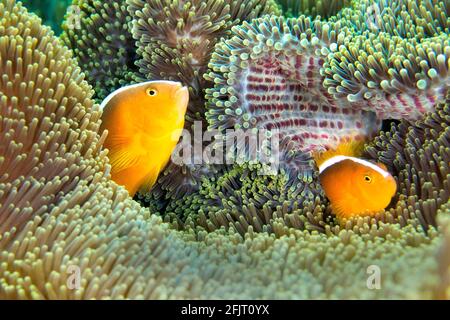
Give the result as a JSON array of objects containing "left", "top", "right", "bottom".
[
  {"left": 146, "top": 88, "right": 158, "bottom": 96},
  {"left": 364, "top": 175, "right": 372, "bottom": 183}
]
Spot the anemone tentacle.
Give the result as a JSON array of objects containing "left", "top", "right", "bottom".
[
  {"left": 322, "top": 0, "right": 450, "bottom": 118},
  {"left": 365, "top": 92, "right": 450, "bottom": 230},
  {"left": 127, "top": 0, "right": 281, "bottom": 124},
  {"left": 1, "top": 0, "right": 450, "bottom": 300},
  {"left": 323, "top": 33, "right": 450, "bottom": 120},
  {"left": 345, "top": 0, "right": 450, "bottom": 38},
  {"left": 61, "top": 0, "right": 139, "bottom": 101}
]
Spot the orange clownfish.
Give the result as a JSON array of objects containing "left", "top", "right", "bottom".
[
  {"left": 314, "top": 142, "right": 397, "bottom": 220},
  {"left": 100, "top": 81, "right": 189, "bottom": 197}
]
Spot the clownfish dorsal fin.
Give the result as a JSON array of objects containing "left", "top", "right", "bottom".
[
  {"left": 313, "top": 140, "right": 366, "bottom": 168},
  {"left": 375, "top": 162, "right": 388, "bottom": 171}
]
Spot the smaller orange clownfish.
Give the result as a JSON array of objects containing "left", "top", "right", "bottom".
[
  {"left": 314, "top": 142, "right": 397, "bottom": 220},
  {"left": 100, "top": 80, "right": 189, "bottom": 197}
]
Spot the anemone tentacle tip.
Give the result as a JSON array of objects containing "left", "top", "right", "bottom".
[{"left": 1, "top": 0, "right": 449, "bottom": 300}]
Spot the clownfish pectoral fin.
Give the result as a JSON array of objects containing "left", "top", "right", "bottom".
[
  {"left": 138, "top": 166, "right": 161, "bottom": 195},
  {"left": 108, "top": 147, "right": 142, "bottom": 174},
  {"left": 108, "top": 135, "right": 132, "bottom": 148}
]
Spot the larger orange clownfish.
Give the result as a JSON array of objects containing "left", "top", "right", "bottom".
[
  {"left": 100, "top": 80, "right": 189, "bottom": 197},
  {"left": 314, "top": 142, "right": 397, "bottom": 220}
]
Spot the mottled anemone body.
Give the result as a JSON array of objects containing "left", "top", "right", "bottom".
[
  {"left": 127, "top": 0, "right": 282, "bottom": 124},
  {"left": 205, "top": 15, "right": 382, "bottom": 168},
  {"left": 157, "top": 135, "right": 329, "bottom": 234},
  {"left": 22, "top": 0, "right": 71, "bottom": 34},
  {"left": 126, "top": 0, "right": 282, "bottom": 201},
  {"left": 61, "top": 0, "right": 139, "bottom": 101},
  {"left": 346, "top": 0, "right": 450, "bottom": 38},
  {"left": 322, "top": 32, "right": 450, "bottom": 121},
  {"left": 365, "top": 92, "right": 450, "bottom": 230},
  {"left": 1, "top": 0, "right": 450, "bottom": 300}
]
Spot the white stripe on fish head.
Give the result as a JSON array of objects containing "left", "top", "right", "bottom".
[
  {"left": 319, "top": 155, "right": 390, "bottom": 178},
  {"left": 99, "top": 80, "right": 183, "bottom": 111}
]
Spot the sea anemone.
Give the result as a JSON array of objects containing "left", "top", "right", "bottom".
[
  {"left": 61, "top": 0, "right": 139, "bottom": 101},
  {"left": 126, "top": 0, "right": 282, "bottom": 202},
  {"left": 159, "top": 137, "right": 326, "bottom": 235},
  {"left": 322, "top": 0, "right": 450, "bottom": 120},
  {"left": 1, "top": 0, "right": 450, "bottom": 300},
  {"left": 344, "top": 0, "right": 450, "bottom": 38},
  {"left": 160, "top": 99, "right": 449, "bottom": 236},
  {"left": 0, "top": 0, "right": 107, "bottom": 235},
  {"left": 22, "top": 0, "right": 71, "bottom": 34},
  {"left": 365, "top": 91, "right": 450, "bottom": 230},
  {"left": 127, "top": 0, "right": 281, "bottom": 123},
  {"left": 322, "top": 33, "right": 450, "bottom": 120},
  {"left": 436, "top": 211, "right": 450, "bottom": 299},
  {"left": 277, "top": 0, "right": 352, "bottom": 19},
  {"left": 187, "top": 13, "right": 449, "bottom": 235}
]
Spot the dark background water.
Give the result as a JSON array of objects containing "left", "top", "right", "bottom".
[{"left": 21, "top": 0, "right": 72, "bottom": 34}]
